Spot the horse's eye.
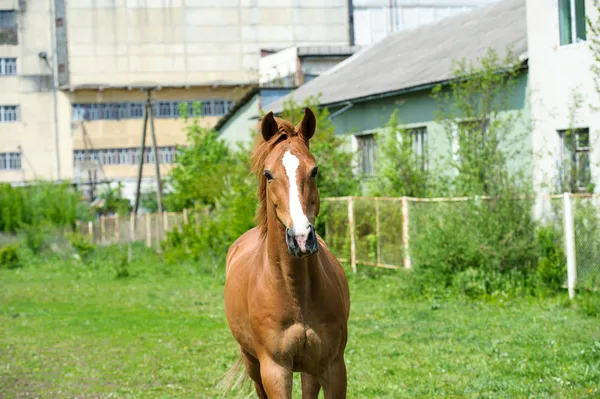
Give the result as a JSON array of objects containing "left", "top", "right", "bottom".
[
  {"left": 264, "top": 170, "right": 274, "bottom": 181},
  {"left": 311, "top": 167, "right": 319, "bottom": 178}
]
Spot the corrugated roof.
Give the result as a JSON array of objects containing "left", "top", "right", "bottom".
[{"left": 266, "top": 0, "right": 526, "bottom": 113}]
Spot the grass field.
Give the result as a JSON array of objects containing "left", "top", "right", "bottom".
[{"left": 1, "top": 246, "right": 599, "bottom": 398}]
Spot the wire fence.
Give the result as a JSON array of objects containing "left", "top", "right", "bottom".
[
  {"left": 322, "top": 193, "right": 600, "bottom": 296},
  {"left": 75, "top": 194, "right": 600, "bottom": 296}
]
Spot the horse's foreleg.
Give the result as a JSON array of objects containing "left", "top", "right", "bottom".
[
  {"left": 321, "top": 356, "right": 347, "bottom": 399},
  {"left": 301, "top": 373, "right": 321, "bottom": 399},
  {"left": 258, "top": 356, "right": 292, "bottom": 399}
]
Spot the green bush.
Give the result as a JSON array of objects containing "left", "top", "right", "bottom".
[
  {"left": 68, "top": 232, "right": 95, "bottom": 263},
  {"left": 576, "top": 291, "right": 600, "bottom": 318},
  {"left": 410, "top": 197, "right": 538, "bottom": 296},
  {"left": 0, "top": 182, "right": 78, "bottom": 233},
  {"left": 0, "top": 244, "right": 21, "bottom": 269},
  {"left": 535, "top": 225, "right": 566, "bottom": 292}
]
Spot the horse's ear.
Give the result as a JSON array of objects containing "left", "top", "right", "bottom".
[
  {"left": 260, "top": 112, "right": 278, "bottom": 142},
  {"left": 297, "top": 107, "right": 316, "bottom": 142}
]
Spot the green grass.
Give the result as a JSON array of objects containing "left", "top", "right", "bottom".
[{"left": 1, "top": 247, "right": 599, "bottom": 398}]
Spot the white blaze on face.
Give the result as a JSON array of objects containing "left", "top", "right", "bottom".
[{"left": 282, "top": 150, "right": 310, "bottom": 248}]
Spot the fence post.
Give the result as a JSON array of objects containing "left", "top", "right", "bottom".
[
  {"left": 88, "top": 220, "right": 93, "bottom": 241},
  {"left": 563, "top": 192, "right": 577, "bottom": 299},
  {"left": 100, "top": 215, "right": 106, "bottom": 245},
  {"left": 402, "top": 196, "right": 411, "bottom": 269},
  {"left": 348, "top": 197, "right": 357, "bottom": 273},
  {"left": 146, "top": 213, "right": 151, "bottom": 248},
  {"left": 163, "top": 211, "right": 168, "bottom": 233},
  {"left": 129, "top": 212, "right": 135, "bottom": 242},
  {"left": 115, "top": 214, "right": 120, "bottom": 244},
  {"left": 183, "top": 208, "right": 189, "bottom": 224},
  {"left": 375, "top": 198, "right": 381, "bottom": 265}
]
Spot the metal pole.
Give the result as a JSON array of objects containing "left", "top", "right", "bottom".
[{"left": 564, "top": 192, "right": 577, "bottom": 298}]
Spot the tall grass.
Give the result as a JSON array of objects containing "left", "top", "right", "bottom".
[{"left": 0, "top": 182, "right": 79, "bottom": 233}]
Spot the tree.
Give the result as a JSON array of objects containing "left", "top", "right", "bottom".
[
  {"left": 279, "top": 96, "right": 359, "bottom": 198},
  {"left": 431, "top": 48, "right": 527, "bottom": 196},
  {"left": 367, "top": 110, "right": 431, "bottom": 197}
]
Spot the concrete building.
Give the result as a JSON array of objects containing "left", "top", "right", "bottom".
[
  {"left": 527, "top": 0, "right": 599, "bottom": 194},
  {"left": 0, "top": 0, "right": 352, "bottom": 200},
  {"left": 217, "top": 45, "right": 359, "bottom": 145},
  {"left": 265, "top": 0, "right": 600, "bottom": 195},
  {"left": 352, "top": 0, "right": 499, "bottom": 46},
  {"left": 266, "top": 0, "right": 531, "bottom": 184}
]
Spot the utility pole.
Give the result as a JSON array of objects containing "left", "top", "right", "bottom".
[{"left": 129, "top": 88, "right": 163, "bottom": 261}]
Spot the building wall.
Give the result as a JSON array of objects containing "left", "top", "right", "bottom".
[
  {"left": 0, "top": 0, "right": 72, "bottom": 183},
  {"left": 352, "top": 0, "right": 496, "bottom": 46},
  {"left": 68, "top": 86, "right": 239, "bottom": 184},
  {"left": 218, "top": 93, "right": 260, "bottom": 147},
  {"left": 64, "top": 0, "right": 350, "bottom": 88},
  {"left": 328, "top": 70, "right": 531, "bottom": 179},
  {"left": 527, "top": 0, "right": 600, "bottom": 193}
]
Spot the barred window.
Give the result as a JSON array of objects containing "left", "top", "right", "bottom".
[
  {"left": 0, "top": 152, "right": 21, "bottom": 170},
  {"left": 0, "top": 105, "right": 19, "bottom": 122},
  {"left": 71, "top": 99, "right": 233, "bottom": 121},
  {"left": 0, "top": 58, "right": 17, "bottom": 75},
  {"left": 73, "top": 147, "right": 180, "bottom": 166},
  {"left": 0, "top": 11, "right": 16, "bottom": 28}
]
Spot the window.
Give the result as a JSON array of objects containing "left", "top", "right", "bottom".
[
  {"left": 0, "top": 105, "right": 18, "bottom": 122},
  {"left": 0, "top": 58, "right": 16, "bottom": 75},
  {"left": 411, "top": 127, "right": 428, "bottom": 171},
  {"left": 0, "top": 152, "right": 21, "bottom": 170},
  {"left": 559, "top": 0, "right": 586, "bottom": 45},
  {"left": 72, "top": 146, "right": 179, "bottom": 167},
  {"left": 0, "top": 10, "right": 16, "bottom": 28},
  {"left": 559, "top": 128, "right": 591, "bottom": 192},
  {"left": 356, "top": 133, "right": 377, "bottom": 176}
]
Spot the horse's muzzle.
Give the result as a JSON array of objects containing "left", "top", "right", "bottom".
[{"left": 286, "top": 224, "right": 318, "bottom": 258}]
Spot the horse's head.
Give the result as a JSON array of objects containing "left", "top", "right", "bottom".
[{"left": 258, "top": 108, "right": 319, "bottom": 258}]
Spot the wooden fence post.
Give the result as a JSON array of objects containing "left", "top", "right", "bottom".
[
  {"left": 115, "top": 214, "right": 120, "bottom": 244},
  {"left": 348, "top": 197, "right": 357, "bottom": 273},
  {"left": 375, "top": 198, "right": 381, "bottom": 265},
  {"left": 402, "top": 196, "right": 411, "bottom": 269},
  {"left": 129, "top": 212, "right": 135, "bottom": 242},
  {"left": 183, "top": 208, "right": 189, "bottom": 224},
  {"left": 88, "top": 220, "right": 93, "bottom": 241},
  {"left": 146, "top": 213, "right": 151, "bottom": 248},
  {"left": 163, "top": 211, "right": 168, "bottom": 233},
  {"left": 100, "top": 215, "right": 106, "bottom": 245}
]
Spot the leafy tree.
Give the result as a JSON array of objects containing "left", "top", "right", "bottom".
[
  {"left": 96, "top": 182, "right": 131, "bottom": 216},
  {"left": 431, "top": 48, "right": 526, "bottom": 196},
  {"left": 280, "top": 96, "right": 359, "bottom": 198},
  {"left": 367, "top": 110, "right": 431, "bottom": 197}
]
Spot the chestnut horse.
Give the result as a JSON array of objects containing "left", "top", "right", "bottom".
[{"left": 224, "top": 109, "right": 350, "bottom": 398}]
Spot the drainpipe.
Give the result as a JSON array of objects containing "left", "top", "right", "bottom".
[
  {"left": 347, "top": 0, "right": 355, "bottom": 46},
  {"left": 328, "top": 101, "right": 354, "bottom": 120},
  {"left": 42, "top": 0, "right": 61, "bottom": 181}
]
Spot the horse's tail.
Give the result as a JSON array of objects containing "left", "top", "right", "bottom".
[{"left": 217, "top": 353, "right": 249, "bottom": 397}]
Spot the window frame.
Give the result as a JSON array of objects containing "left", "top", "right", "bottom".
[
  {"left": 355, "top": 132, "right": 377, "bottom": 177},
  {"left": 559, "top": 0, "right": 586, "bottom": 46},
  {"left": 0, "top": 105, "right": 19, "bottom": 123},
  {"left": 559, "top": 127, "right": 591, "bottom": 192}
]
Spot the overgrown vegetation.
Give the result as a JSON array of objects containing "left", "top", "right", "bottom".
[{"left": 0, "top": 182, "right": 78, "bottom": 233}]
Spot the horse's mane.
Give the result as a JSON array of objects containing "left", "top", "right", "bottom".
[{"left": 251, "top": 117, "right": 296, "bottom": 236}]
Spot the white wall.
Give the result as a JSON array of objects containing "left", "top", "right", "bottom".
[
  {"left": 65, "top": 0, "right": 350, "bottom": 87},
  {"left": 527, "top": 0, "right": 600, "bottom": 193}
]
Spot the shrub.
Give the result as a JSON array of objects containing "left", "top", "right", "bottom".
[
  {"left": 576, "top": 291, "right": 600, "bottom": 318},
  {"left": 410, "top": 197, "right": 538, "bottom": 295},
  {"left": 535, "top": 225, "right": 566, "bottom": 292},
  {"left": 0, "top": 244, "right": 21, "bottom": 269},
  {"left": 68, "top": 232, "right": 95, "bottom": 263}
]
